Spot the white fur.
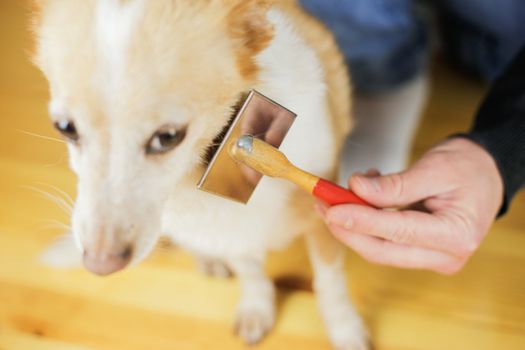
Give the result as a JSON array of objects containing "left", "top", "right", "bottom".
[
  {"left": 306, "top": 236, "right": 368, "bottom": 349},
  {"left": 94, "top": 0, "right": 145, "bottom": 105},
  {"left": 48, "top": 99, "right": 68, "bottom": 119},
  {"left": 259, "top": 10, "right": 336, "bottom": 176}
]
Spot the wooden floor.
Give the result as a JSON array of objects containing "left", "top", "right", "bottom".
[{"left": 1, "top": 1, "right": 525, "bottom": 349}]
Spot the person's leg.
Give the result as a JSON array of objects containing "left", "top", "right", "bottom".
[
  {"left": 300, "top": 0, "right": 430, "bottom": 178},
  {"left": 300, "top": 0, "right": 428, "bottom": 94},
  {"left": 438, "top": 0, "right": 525, "bottom": 81}
]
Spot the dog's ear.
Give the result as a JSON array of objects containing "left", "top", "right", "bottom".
[
  {"left": 28, "top": 0, "right": 47, "bottom": 61},
  {"left": 28, "top": 0, "right": 47, "bottom": 28},
  {"left": 226, "top": 0, "right": 275, "bottom": 79}
]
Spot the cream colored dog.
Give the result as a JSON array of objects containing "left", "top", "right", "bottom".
[{"left": 32, "top": 0, "right": 367, "bottom": 348}]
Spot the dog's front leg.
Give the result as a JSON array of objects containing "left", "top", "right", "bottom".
[
  {"left": 228, "top": 256, "right": 275, "bottom": 345},
  {"left": 306, "top": 222, "right": 369, "bottom": 350}
]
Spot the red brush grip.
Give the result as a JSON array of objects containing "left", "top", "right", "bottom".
[{"left": 313, "top": 178, "right": 372, "bottom": 207}]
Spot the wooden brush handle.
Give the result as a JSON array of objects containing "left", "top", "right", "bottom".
[
  {"left": 284, "top": 167, "right": 371, "bottom": 206},
  {"left": 231, "top": 136, "right": 372, "bottom": 207}
]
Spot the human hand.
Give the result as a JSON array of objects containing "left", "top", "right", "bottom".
[{"left": 317, "top": 138, "right": 504, "bottom": 274}]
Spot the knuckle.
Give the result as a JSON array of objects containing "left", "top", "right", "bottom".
[
  {"left": 446, "top": 211, "right": 481, "bottom": 258},
  {"left": 462, "top": 239, "right": 479, "bottom": 257},
  {"left": 455, "top": 234, "right": 480, "bottom": 258},
  {"left": 385, "top": 173, "right": 405, "bottom": 200},
  {"left": 389, "top": 226, "right": 415, "bottom": 244}
]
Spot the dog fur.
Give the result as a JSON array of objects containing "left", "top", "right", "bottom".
[{"left": 31, "top": 0, "right": 367, "bottom": 348}]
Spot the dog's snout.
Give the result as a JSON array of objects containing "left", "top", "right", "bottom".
[{"left": 83, "top": 244, "right": 133, "bottom": 276}]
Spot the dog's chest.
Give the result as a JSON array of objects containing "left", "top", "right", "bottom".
[{"left": 161, "top": 178, "right": 302, "bottom": 258}]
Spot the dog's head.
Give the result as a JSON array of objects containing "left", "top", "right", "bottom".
[{"left": 31, "top": 0, "right": 274, "bottom": 275}]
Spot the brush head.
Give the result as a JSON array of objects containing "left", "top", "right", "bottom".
[{"left": 197, "top": 90, "right": 296, "bottom": 203}]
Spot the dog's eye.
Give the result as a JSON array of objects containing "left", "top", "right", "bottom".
[
  {"left": 146, "top": 125, "right": 187, "bottom": 155},
  {"left": 53, "top": 119, "right": 79, "bottom": 142}
]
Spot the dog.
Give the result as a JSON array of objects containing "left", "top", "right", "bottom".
[{"left": 31, "top": 0, "right": 367, "bottom": 348}]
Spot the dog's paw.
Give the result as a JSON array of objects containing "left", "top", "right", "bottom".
[
  {"left": 40, "top": 234, "right": 82, "bottom": 269},
  {"left": 196, "top": 256, "right": 233, "bottom": 278},
  {"left": 330, "top": 320, "right": 369, "bottom": 350},
  {"left": 234, "top": 308, "right": 274, "bottom": 345}
]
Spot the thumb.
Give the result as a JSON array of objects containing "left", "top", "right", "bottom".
[{"left": 349, "top": 166, "right": 442, "bottom": 208}]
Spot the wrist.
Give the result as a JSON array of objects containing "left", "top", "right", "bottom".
[{"left": 444, "top": 137, "right": 505, "bottom": 215}]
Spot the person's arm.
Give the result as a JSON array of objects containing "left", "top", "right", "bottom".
[
  {"left": 317, "top": 47, "right": 525, "bottom": 274},
  {"left": 460, "top": 46, "right": 525, "bottom": 214}
]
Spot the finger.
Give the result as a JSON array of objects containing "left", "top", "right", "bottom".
[
  {"left": 347, "top": 169, "right": 380, "bottom": 184},
  {"left": 314, "top": 201, "right": 329, "bottom": 217},
  {"left": 348, "top": 164, "right": 455, "bottom": 208},
  {"left": 325, "top": 204, "right": 474, "bottom": 257},
  {"left": 328, "top": 225, "right": 465, "bottom": 274}
]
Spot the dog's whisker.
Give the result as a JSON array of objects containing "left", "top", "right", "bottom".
[
  {"left": 22, "top": 185, "right": 73, "bottom": 215},
  {"left": 35, "top": 182, "right": 75, "bottom": 207},
  {"left": 41, "top": 218, "right": 71, "bottom": 231},
  {"left": 32, "top": 223, "right": 70, "bottom": 234},
  {"left": 41, "top": 223, "right": 71, "bottom": 231},
  {"left": 51, "top": 233, "right": 76, "bottom": 244},
  {"left": 16, "top": 129, "right": 65, "bottom": 144},
  {"left": 43, "top": 154, "right": 67, "bottom": 168}
]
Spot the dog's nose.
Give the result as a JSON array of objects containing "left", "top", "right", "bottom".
[{"left": 83, "top": 245, "right": 133, "bottom": 276}]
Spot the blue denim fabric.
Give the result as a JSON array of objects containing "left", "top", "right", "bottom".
[
  {"left": 300, "top": 0, "right": 525, "bottom": 92},
  {"left": 300, "top": 0, "right": 428, "bottom": 93}
]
